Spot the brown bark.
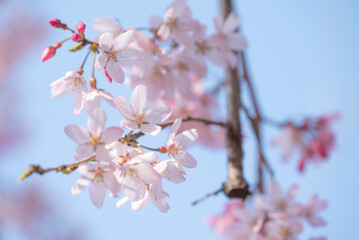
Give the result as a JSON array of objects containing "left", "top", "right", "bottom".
[{"left": 220, "top": 0, "right": 249, "bottom": 199}]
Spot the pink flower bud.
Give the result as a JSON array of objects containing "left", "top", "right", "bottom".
[
  {"left": 76, "top": 21, "right": 86, "bottom": 33},
  {"left": 72, "top": 33, "right": 81, "bottom": 42},
  {"left": 49, "top": 19, "right": 62, "bottom": 28},
  {"left": 41, "top": 46, "right": 56, "bottom": 62}
]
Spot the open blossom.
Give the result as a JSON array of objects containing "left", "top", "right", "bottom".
[
  {"left": 114, "top": 85, "right": 171, "bottom": 136},
  {"left": 209, "top": 12, "right": 247, "bottom": 68},
  {"left": 208, "top": 200, "right": 245, "bottom": 235},
  {"left": 154, "top": 0, "right": 198, "bottom": 45},
  {"left": 71, "top": 162, "right": 118, "bottom": 208},
  {"left": 110, "top": 142, "right": 162, "bottom": 201},
  {"left": 116, "top": 161, "right": 170, "bottom": 213},
  {"left": 153, "top": 159, "right": 186, "bottom": 184},
  {"left": 300, "top": 195, "right": 327, "bottom": 227},
  {"left": 95, "top": 30, "right": 136, "bottom": 83},
  {"left": 255, "top": 180, "right": 301, "bottom": 218},
  {"left": 50, "top": 71, "right": 87, "bottom": 115},
  {"left": 265, "top": 219, "right": 303, "bottom": 240},
  {"left": 65, "top": 109, "right": 123, "bottom": 161},
  {"left": 167, "top": 118, "right": 198, "bottom": 168}
]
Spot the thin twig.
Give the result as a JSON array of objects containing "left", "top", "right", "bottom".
[
  {"left": 19, "top": 155, "right": 96, "bottom": 181},
  {"left": 192, "top": 187, "right": 224, "bottom": 206},
  {"left": 129, "top": 116, "right": 226, "bottom": 141}
]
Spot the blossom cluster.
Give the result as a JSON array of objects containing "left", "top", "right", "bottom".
[
  {"left": 273, "top": 114, "right": 338, "bottom": 172},
  {"left": 209, "top": 180, "right": 328, "bottom": 240},
  {"left": 45, "top": 0, "right": 247, "bottom": 148},
  {"left": 42, "top": 0, "right": 248, "bottom": 211}
]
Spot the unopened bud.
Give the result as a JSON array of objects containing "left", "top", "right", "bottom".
[
  {"left": 18, "top": 170, "right": 33, "bottom": 181},
  {"left": 49, "top": 19, "right": 62, "bottom": 28},
  {"left": 41, "top": 46, "right": 56, "bottom": 62},
  {"left": 158, "top": 146, "right": 167, "bottom": 153},
  {"left": 72, "top": 33, "right": 81, "bottom": 42},
  {"left": 76, "top": 21, "right": 86, "bottom": 33}
]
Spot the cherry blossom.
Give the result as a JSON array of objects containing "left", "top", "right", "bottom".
[
  {"left": 265, "top": 218, "right": 303, "bottom": 240},
  {"left": 72, "top": 162, "right": 118, "bottom": 208},
  {"left": 114, "top": 84, "right": 171, "bottom": 136},
  {"left": 64, "top": 109, "right": 123, "bottom": 161},
  {"left": 273, "top": 114, "right": 338, "bottom": 172},
  {"left": 255, "top": 180, "right": 301, "bottom": 218},
  {"left": 50, "top": 71, "right": 87, "bottom": 115},
  {"left": 154, "top": 0, "right": 198, "bottom": 45},
  {"left": 167, "top": 118, "right": 198, "bottom": 168},
  {"left": 110, "top": 142, "right": 162, "bottom": 201},
  {"left": 95, "top": 30, "right": 136, "bottom": 83},
  {"left": 300, "top": 195, "right": 327, "bottom": 227},
  {"left": 210, "top": 12, "right": 247, "bottom": 68}
]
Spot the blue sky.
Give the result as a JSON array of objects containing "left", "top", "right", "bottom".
[{"left": 1, "top": 0, "right": 358, "bottom": 239}]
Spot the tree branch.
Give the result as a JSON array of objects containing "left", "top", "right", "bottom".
[
  {"left": 18, "top": 155, "right": 96, "bottom": 181},
  {"left": 220, "top": 0, "right": 249, "bottom": 199},
  {"left": 129, "top": 116, "right": 226, "bottom": 141},
  {"left": 192, "top": 187, "right": 224, "bottom": 206}
]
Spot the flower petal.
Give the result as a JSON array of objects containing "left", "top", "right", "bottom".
[
  {"left": 89, "top": 180, "right": 106, "bottom": 208},
  {"left": 140, "top": 123, "right": 161, "bottom": 136},
  {"left": 131, "top": 85, "right": 147, "bottom": 114},
  {"left": 144, "top": 104, "right": 171, "bottom": 124},
  {"left": 98, "top": 32, "right": 113, "bottom": 52},
  {"left": 106, "top": 60, "right": 125, "bottom": 83},
  {"left": 65, "top": 125, "right": 89, "bottom": 144},
  {"left": 87, "top": 109, "right": 106, "bottom": 137},
  {"left": 114, "top": 96, "right": 134, "bottom": 120},
  {"left": 174, "top": 128, "right": 198, "bottom": 147}
]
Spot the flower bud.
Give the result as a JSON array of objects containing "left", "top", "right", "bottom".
[
  {"left": 72, "top": 33, "right": 81, "bottom": 42},
  {"left": 41, "top": 46, "right": 56, "bottom": 62},
  {"left": 49, "top": 19, "right": 62, "bottom": 28},
  {"left": 76, "top": 21, "right": 86, "bottom": 33},
  {"left": 158, "top": 146, "right": 167, "bottom": 153}
]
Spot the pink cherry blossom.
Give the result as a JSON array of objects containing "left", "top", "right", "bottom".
[
  {"left": 155, "top": 0, "right": 199, "bottom": 45},
  {"left": 255, "top": 180, "right": 301, "bottom": 218},
  {"left": 209, "top": 12, "right": 247, "bottom": 68},
  {"left": 95, "top": 30, "right": 136, "bottom": 83},
  {"left": 50, "top": 71, "right": 87, "bottom": 115},
  {"left": 65, "top": 109, "right": 123, "bottom": 161},
  {"left": 273, "top": 114, "right": 338, "bottom": 172},
  {"left": 208, "top": 200, "right": 244, "bottom": 235},
  {"left": 153, "top": 159, "right": 186, "bottom": 184},
  {"left": 114, "top": 84, "right": 171, "bottom": 136},
  {"left": 265, "top": 218, "right": 303, "bottom": 240},
  {"left": 72, "top": 162, "right": 118, "bottom": 208},
  {"left": 300, "top": 195, "right": 327, "bottom": 227},
  {"left": 111, "top": 142, "right": 162, "bottom": 201},
  {"left": 167, "top": 118, "right": 198, "bottom": 168},
  {"left": 184, "top": 24, "right": 226, "bottom": 68}
]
